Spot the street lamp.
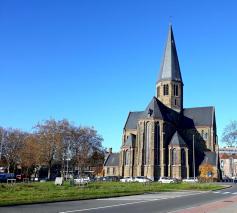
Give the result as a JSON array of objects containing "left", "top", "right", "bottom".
[
  {"left": 0, "top": 130, "right": 4, "bottom": 161},
  {"left": 193, "top": 134, "right": 196, "bottom": 179}
]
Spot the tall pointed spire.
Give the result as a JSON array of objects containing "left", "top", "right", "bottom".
[{"left": 158, "top": 25, "right": 182, "bottom": 83}]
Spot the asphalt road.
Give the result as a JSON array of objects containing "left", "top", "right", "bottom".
[{"left": 1, "top": 183, "right": 237, "bottom": 213}]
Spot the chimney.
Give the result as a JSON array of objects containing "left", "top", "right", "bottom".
[{"left": 109, "top": 148, "right": 112, "bottom": 154}]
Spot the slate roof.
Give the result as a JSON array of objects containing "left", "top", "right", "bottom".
[
  {"left": 201, "top": 151, "right": 217, "bottom": 166},
  {"left": 169, "top": 131, "right": 187, "bottom": 146},
  {"left": 183, "top": 107, "right": 215, "bottom": 127},
  {"left": 124, "top": 111, "right": 144, "bottom": 129},
  {"left": 104, "top": 153, "right": 119, "bottom": 167},
  {"left": 144, "top": 97, "right": 165, "bottom": 119},
  {"left": 158, "top": 25, "right": 183, "bottom": 83},
  {"left": 124, "top": 97, "right": 181, "bottom": 130}
]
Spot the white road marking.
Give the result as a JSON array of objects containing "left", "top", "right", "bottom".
[
  {"left": 97, "top": 191, "right": 206, "bottom": 201},
  {"left": 58, "top": 191, "right": 207, "bottom": 213},
  {"left": 222, "top": 192, "right": 231, "bottom": 194},
  {"left": 232, "top": 192, "right": 237, "bottom": 195},
  {"left": 58, "top": 199, "right": 158, "bottom": 213}
]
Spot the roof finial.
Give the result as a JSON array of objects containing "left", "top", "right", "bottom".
[{"left": 169, "top": 16, "right": 172, "bottom": 26}]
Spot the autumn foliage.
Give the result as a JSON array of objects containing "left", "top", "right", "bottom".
[{"left": 0, "top": 119, "right": 105, "bottom": 178}]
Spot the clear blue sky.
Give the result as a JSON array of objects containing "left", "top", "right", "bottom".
[{"left": 1, "top": 0, "right": 237, "bottom": 151}]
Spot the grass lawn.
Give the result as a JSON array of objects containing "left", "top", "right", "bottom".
[{"left": 0, "top": 181, "right": 225, "bottom": 206}]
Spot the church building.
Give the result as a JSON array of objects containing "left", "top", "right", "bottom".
[{"left": 104, "top": 25, "right": 219, "bottom": 180}]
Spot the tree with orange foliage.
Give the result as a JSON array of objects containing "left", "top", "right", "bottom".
[
  {"left": 19, "top": 135, "right": 41, "bottom": 176},
  {"left": 199, "top": 163, "right": 214, "bottom": 178}
]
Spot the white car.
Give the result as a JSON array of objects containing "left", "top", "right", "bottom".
[
  {"left": 134, "top": 176, "right": 152, "bottom": 183},
  {"left": 158, "top": 177, "right": 176, "bottom": 183},
  {"left": 120, "top": 177, "right": 135, "bottom": 183},
  {"left": 74, "top": 177, "right": 90, "bottom": 184},
  {"left": 182, "top": 177, "right": 198, "bottom": 183}
]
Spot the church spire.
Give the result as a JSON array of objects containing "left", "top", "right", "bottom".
[
  {"left": 156, "top": 25, "right": 183, "bottom": 112},
  {"left": 158, "top": 25, "right": 182, "bottom": 83}
]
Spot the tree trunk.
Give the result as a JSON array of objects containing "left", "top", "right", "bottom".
[
  {"left": 7, "top": 163, "right": 10, "bottom": 173},
  {"left": 48, "top": 167, "right": 51, "bottom": 179}
]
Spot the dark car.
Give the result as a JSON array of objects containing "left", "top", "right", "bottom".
[
  {"left": 0, "top": 173, "right": 15, "bottom": 182},
  {"left": 103, "top": 176, "right": 121, "bottom": 182}
]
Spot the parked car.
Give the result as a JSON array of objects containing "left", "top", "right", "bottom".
[
  {"left": 95, "top": 176, "right": 104, "bottom": 182},
  {"left": 74, "top": 177, "right": 91, "bottom": 184},
  {"left": 134, "top": 176, "right": 152, "bottom": 183},
  {"left": 102, "top": 176, "right": 120, "bottom": 182},
  {"left": 222, "top": 176, "right": 232, "bottom": 182},
  {"left": 120, "top": 177, "right": 135, "bottom": 183},
  {"left": 182, "top": 177, "right": 198, "bottom": 183},
  {"left": 158, "top": 177, "right": 177, "bottom": 183},
  {"left": 0, "top": 173, "right": 15, "bottom": 183}
]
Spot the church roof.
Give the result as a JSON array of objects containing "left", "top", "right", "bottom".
[
  {"left": 124, "top": 97, "right": 181, "bottom": 130},
  {"left": 169, "top": 131, "right": 187, "bottom": 147},
  {"left": 104, "top": 153, "right": 119, "bottom": 167},
  {"left": 158, "top": 25, "right": 182, "bottom": 83},
  {"left": 144, "top": 97, "right": 165, "bottom": 119},
  {"left": 183, "top": 107, "right": 215, "bottom": 127},
  {"left": 124, "top": 111, "right": 144, "bottom": 129},
  {"left": 124, "top": 104, "right": 215, "bottom": 130},
  {"left": 201, "top": 151, "right": 217, "bottom": 166}
]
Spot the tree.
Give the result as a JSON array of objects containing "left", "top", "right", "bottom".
[
  {"left": 1, "top": 129, "right": 24, "bottom": 173},
  {"left": 222, "top": 121, "right": 237, "bottom": 147},
  {"left": 19, "top": 134, "right": 40, "bottom": 176},
  {"left": 199, "top": 163, "right": 214, "bottom": 178},
  {"left": 35, "top": 119, "right": 65, "bottom": 179},
  {"left": 71, "top": 127, "right": 104, "bottom": 176},
  {"left": 0, "top": 119, "right": 105, "bottom": 178}
]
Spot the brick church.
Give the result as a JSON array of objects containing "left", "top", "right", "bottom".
[{"left": 104, "top": 25, "right": 219, "bottom": 180}]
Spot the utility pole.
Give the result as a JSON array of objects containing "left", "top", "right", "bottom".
[
  {"left": 193, "top": 134, "right": 195, "bottom": 179},
  {"left": 0, "top": 130, "right": 4, "bottom": 160}
]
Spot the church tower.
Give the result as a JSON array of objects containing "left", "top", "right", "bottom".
[{"left": 156, "top": 25, "right": 183, "bottom": 112}]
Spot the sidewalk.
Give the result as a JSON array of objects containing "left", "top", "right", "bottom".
[{"left": 175, "top": 195, "right": 237, "bottom": 213}]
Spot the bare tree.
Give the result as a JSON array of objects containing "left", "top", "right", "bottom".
[
  {"left": 222, "top": 121, "right": 237, "bottom": 147},
  {"left": 1, "top": 129, "right": 24, "bottom": 173},
  {"left": 35, "top": 119, "right": 64, "bottom": 179},
  {"left": 71, "top": 127, "right": 104, "bottom": 176}
]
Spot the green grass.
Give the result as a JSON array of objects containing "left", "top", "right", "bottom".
[{"left": 0, "top": 181, "right": 225, "bottom": 206}]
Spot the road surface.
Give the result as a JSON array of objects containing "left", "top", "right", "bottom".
[{"left": 0, "top": 183, "right": 237, "bottom": 213}]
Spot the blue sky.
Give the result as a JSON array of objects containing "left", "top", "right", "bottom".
[{"left": 0, "top": 0, "right": 237, "bottom": 151}]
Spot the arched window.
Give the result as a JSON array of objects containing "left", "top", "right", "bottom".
[
  {"left": 125, "top": 150, "right": 130, "bottom": 165},
  {"left": 155, "top": 122, "right": 160, "bottom": 165},
  {"left": 201, "top": 130, "right": 204, "bottom": 138},
  {"left": 157, "top": 86, "right": 160, "bottom": 97},
  {"left": 204, "top": 133, "right": 208, "bottom": 140},
  {"left": 173, "top": 85, "right": 178, "bottom": 96},
  {"left": 144, "top": 122, "right": 151, "bottom": 165},
  {"left": 181, "top": 149, "right": 186, "bottom": 166},
  {"left": 163, "top": 84, "right": 169, "bottom": 96},
  {"left": 172, "top": 148, "right": 177, "bottom": 165}
]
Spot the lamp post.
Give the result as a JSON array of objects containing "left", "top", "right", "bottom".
[
  {"left": 193, "top": 134, "right": 195, "bottom": 179},
  {"left": 66, "top": 144, "right": 71, "bottom": 180},
  {"left": 0, "top": 130, "right": 4, "bottom": 161},
  {"left": 161, "top": 132, "right": 165, "bottom": 177}
]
